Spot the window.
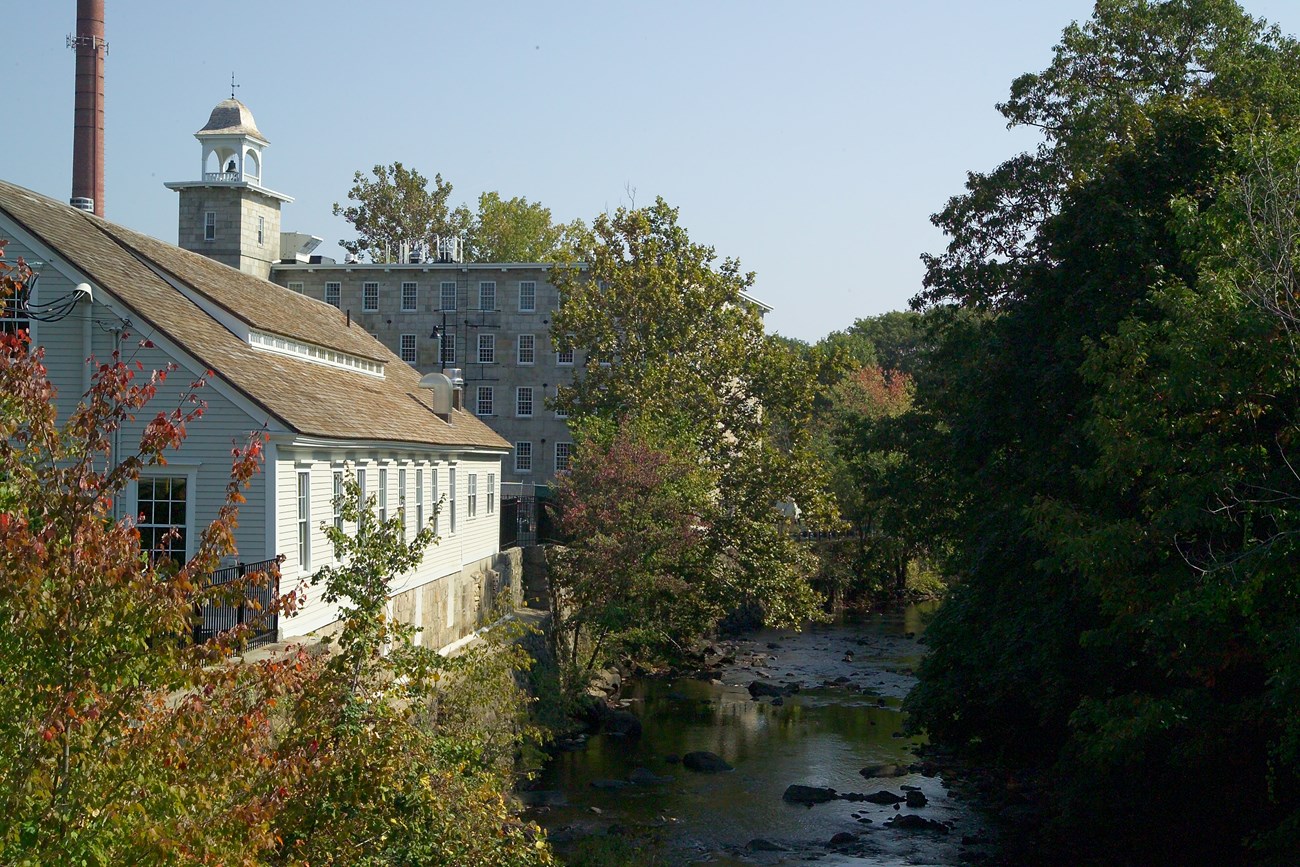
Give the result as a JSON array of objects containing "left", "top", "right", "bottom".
[
  {"left": 555, "top": 442, "right": 574, "bottom": 473},
  {"left": 378, "top": 467, "right": 388, "bottom": 524},
  {"left": 137, "top": 475, "right": 188, "bottom": 562},
  {"left": 400, "top": 334, "right": 417, "bottom": 364},
  {"left": 519, "top": 281, "right": 536, "bottom": 312},
  {"left": 554, "top": 387, "right": 569, "bottom": 419},
  {"left": 257, "top": 215, "right": 265, "bottom": 246},
  {"left": 332, "top": 469, "right": 344, "bottom": 532},
  {"left": 476, "top": 386, "right": 494, "bottom": 416},
  {"left": 416, "top": 468, "right": 424, "bottom": 534},
  {"left": 401, "top": 281, "right": 418, "bottom": 312},
  {"left": 398, "top": 467, "right": 408, "bottom": 541},
  {"left": 440, "top": 281, "right": 457, "bottom": 311},
  {"left": 515, "top": 442, "right": 532, "bottom": 473},
  {"left": 517, "top": 334, "right": 535, "bottom": 365},
  {"left": 1, "top": 279, "right": 29, "bottom": 336},
  {"left": 478, "top": 281, "right": 496, "bottom": 311},
  {"left": 556, "top": 348, "right": 575, "bottom": 366},
  {"left": 516, "top": 387, "right": 533, "bottom": 417},
  {"left": 440, "top": 330, "right": 456, "bottom": 366},
  {"left": 478, "top": 334, "right": 495, "bottom": 364},
  {"left": 431, "top": 467, "right": 439, "bottom": 536},
  {"left": 468, "top": 473, "right": 478, "bottom": 518},
  {"left": 203, "top": 211, "right": 216, "bottom": 242},
  {"left": 287, "top": 281, "right": 304, "bottom": 294},
  {"left": 363, "top": 282, "right": 379, "bottom": 312},
  {"left": 325, "top": 282, "right": 341, "bottom": 308},
  {"left": 297, "top": 470, "right": 311, "bottom": 570},
  {"left": 487, "top": 473, "right": 495, "bottom": 514},
  {"left": 449, "top": 467, "right": 457, "bottom": 535},
  {"left": 356, "top": 468, "right": 367, "bottom": 534}
]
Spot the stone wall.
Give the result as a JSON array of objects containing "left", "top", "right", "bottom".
[{"left": 389, "top": 547, "right": 525, "bottom": 651}]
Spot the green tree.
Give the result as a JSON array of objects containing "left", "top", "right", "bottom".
[
  {"left": 550, "top": 199, "right": 830, "bottom": 643},
  {"left": 464, "top": 192, "right": 589, "bottom": 263},
  {"left": 333, "top": 162, "right": 470, "bottom": 262}
]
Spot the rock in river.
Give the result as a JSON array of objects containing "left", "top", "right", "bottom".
[
  {"left": 602, "top": 709, "right": 642, "bottom": 739},
  {"left": 682, "top": 751, "right": 733, "bottom": 773},
  {"left": 782, "top": 784, "right": 839, "bottom": 805},
  {"left": 748, "top": 680, "right": 794, "bottom": 699}
]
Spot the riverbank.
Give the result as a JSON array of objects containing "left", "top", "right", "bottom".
[{"left": 524, "top": 604, "right": 1002, "bottom": 865}]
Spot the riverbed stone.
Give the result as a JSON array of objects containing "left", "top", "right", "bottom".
[
  {"left": 887, "top": 814, "right": 949, "bottom": 833},
  {"left": 602, "top": 709, "right": 642, "bottom": 739},
  {"left": 682, "top": 751, "right": 733, "bottom": 773},
  {"left": 783, "top": 784, "right": 839, "bottom": 805},
  {"left": 829, "top": 831, "right": 858, "bottom": 846},
  {"left": 748, "top": 680, "right": 793, "bottom": 698},
  {"left": 861, "top": 790, "right": 906, "bottom": 805},
  {"left": 906, "top": 790, "right": 928, "bottom": 808}
]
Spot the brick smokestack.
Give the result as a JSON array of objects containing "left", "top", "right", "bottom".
[{"left": 70, "top": 0, "right": 106, "bottom": 216}]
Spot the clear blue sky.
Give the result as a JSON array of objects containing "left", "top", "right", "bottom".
[{"left": 5, "top": 1, "right": 1298, "bottom": 342}]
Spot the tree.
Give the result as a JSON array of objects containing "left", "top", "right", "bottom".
[
  {"left": 464, "top": 192, "right": 590, "bottom": 263},
  {"left": 549, "top": 199, "right": 830, "bottom": 649},
  {"left": 333, "top": 162, "right": 469, "bottom": 262}
]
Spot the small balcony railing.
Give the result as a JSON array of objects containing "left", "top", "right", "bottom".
[
  {"left": 193, "top": 555, "right": 284, "bottom": 648},
  {"left": 203, "top": 171, "right": 240, "bottom": 182}
]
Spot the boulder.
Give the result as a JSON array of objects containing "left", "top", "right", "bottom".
[
  {"left": 906, "top": 790, "right": 928, "bottom": 808},
  {"left": 887, "top": 814, "right": 949, "bottom": 833},
  {"left": 861, "top": 790, "right": 905, "bottom": 805},
  {"left": 603, "top": 709, "right": 642, "bottom": 739},
  {"left": 682, "top": 751, "right": 733, "bottom": 773},
  {"left": 747, "top": 680, "right": 792, "bottom": 698},
  {"left": 829, "top": 831, "right": 858, "bottom": 846},
  {"left": 782, "top": 784, "right": 838, "bottom": 805}
]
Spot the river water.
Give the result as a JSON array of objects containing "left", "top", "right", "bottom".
[{"left": 526, "top": 603, "right": 994, "bottom": 865}]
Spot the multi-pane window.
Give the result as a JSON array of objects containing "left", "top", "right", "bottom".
[
  {"left": 556, "top": 348, "right": 575, "bottom": 366},
  {"left": 515, "top": 442, "right": 532, "bottom": 473},
  {"left": 478, "top": 281, "right": 496, "bottom": 311},
  {"left": 519, "top": 281, "right": 536, "bottom": 312},
  {"left": 476, "top": 386, "right": 494, "bottom": 416},
  {"left": 401, "top": 281, "right": 418, "bottom": 311},
  {"left": 378, "top": 468, "right": 388, "bottom": 524},
  {"left": 449, "top": 467, "right": 457, "bottom": 534},
  {"left": 431, "top": 467, "right": 439, "bottom": 536},
  {"left": 288, "top": 281, "right": 304, "bottom": 294},
  {"left": 440, "top": 331, "right": 456, "bottom": 366},
  {"left": 555, "top": 442, "right": 574, "bottom": 473},
  {"left": 332, "top": 469, "right": 344, "bottom": 532},
  {"left": 400, "top": 334, "right": 417, "bottom": 363},
  {"left": 554, "top": 387, "right": 569, "bottom": 419},
  {"left": 468, "top": 473, "right": 478, "bottom": 518},
  {"left": 440, "top": 281, "right": 457, "bottom": 311},
  {"left": 325, "top": 282, "right": 341, "bottom": 308},
  {"left": 416, "top": 468, "right": 424, "bottom": 534},
  {"left": 517, "top": 334, "right": 535, "bottom": 365},
  {"left": 478, "top": 334, "right": 495, "bottom": 364},
  {"left": 398, "top": 467, "right": 408, "bottom": 541},
  {"left": 204, "top": 211, "right": 216, "bottom": 241},
  {"left": 1, "top": 280, "right": 29, "bottom": 336},
  {"left": 487, "top": 473, "right": 495, "bottom": 514},
  {"left": 297, "top": 470, "right": 311, "bottom": 570},
  {"left": 137, "top": 475, "right": 188, "bottom": 561},
  {"left": 363, "top": 282, "right": 379, "bottom": 312},
  {"left": 516, "top": 387, "right": 533, "bottom": 417},
  {"left": 257, "top": 215, "right": 265, "bottom": 246},
  {"left": 356, "top": 468, "right": 367, "bottom": 533}
]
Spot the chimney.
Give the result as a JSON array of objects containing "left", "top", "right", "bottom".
[
  {"left": 70, "top": 0, "right": 107, "bottom": 216},
  {"left": 444, "top": 368, "right": 465, "bottom": 410}
]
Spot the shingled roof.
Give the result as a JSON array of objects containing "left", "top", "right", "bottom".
[{"left": 0, "top": 180, "right": 509, "bottom": 452}]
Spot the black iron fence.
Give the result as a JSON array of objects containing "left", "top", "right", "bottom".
[
  {"left": 193, "top": 555, "right": 283, "bottom": 648},
  {"left": 501, "top": 496, "right": 564, "bottom": 549}
]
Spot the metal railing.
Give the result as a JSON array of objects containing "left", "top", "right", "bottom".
[{"left": 193, "top": 555, "right": 283, "bottom": 648}]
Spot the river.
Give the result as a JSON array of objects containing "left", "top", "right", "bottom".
[{"left": 524, "top": 603, "right": 996, "bottom": 865}]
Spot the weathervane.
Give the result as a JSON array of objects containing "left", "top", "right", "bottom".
[{"left": 230, "top": 72, "right": 240, "bottom": 100}]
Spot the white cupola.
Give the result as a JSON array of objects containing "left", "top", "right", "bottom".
[{"left": 196, "top": 98, "right": 268, "bottom": 185}]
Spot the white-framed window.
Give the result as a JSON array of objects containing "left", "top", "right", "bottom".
[
  {"left": 556, "top": 348, "right": 575, "bottom": 366},
  {"left": 400, "top": 334, "right": 417, "bottom": 364},
  {"left": 332, "top": 468, "right": 344, "bottom": 532},
  {"left": 137, "top": 473, "right": 192, "bottom": 562},
  {"left": 363, "top": 282, "right": 379, "bottom": 312},
  {"left": 440, "top": 331, "right": 456, "bottom": 366},
  {"left": 431, "top": 467, "right": 440, "bottom": 536},
  {"left": 554, "top": 387, "right": 569, "bottom": 419},
  {"left": 297, "top": 469, "right": 311, "bottom": 570},
  {"left": 378, "top": 467, "right": 388, "bottom": 524},
  {"left": 204, "top": 211, "right": 216, "bottom": 241},
  {"left": 468, "top": 473, "right": 478, "bottom": 518},
  {"left": 517, "top": 333, "right": 535, "bottom": 365},
  {"left": 515, "top": 441, "right": 532, "bottom": 473},
  {"left": 356, "top": 467, "right": 367, "bottom": 533},
  {"left": 287, "top": 281, "right": 304, "bottom": 294},
  {"left": 555, "top": 442, "right": 574, "bottom": 473},
  {"left": 519, "top": 280, "right": 536, "bottom": 312},
  {"left": 478, "top": 281, "right": 496, "bottom": 311},
  {"left": 1, "top": 280, "right": 29, "bottom": 337},
  {"left": 398, "top": 467, "right": 408, "bottom": 541},
  {"left": 401, "top": 281, "right": 418, "bottom": 312},
  {"left": 476, "top": 386, "right": 494, "bottom": 416},
  {"left": 478, "top": 334, "right": 495, "bottom": 364},
  {"left": 440, "top": 281, "right": 457, "bottom": 311},
  {"left": 416, "top": 468, "right": 424, "bottom": 534},
  {"left": 516, "top": 386, "right": 533, "bottom": 417},
  {"left": 449, "top": 466, "right": 457, "bottom": 534},
  {"left": 325, "top": 282, "right": 341, "bottom": 308},
  {"left": 257, "top": 215, "right": 265, "bottom": 246},
  {"left": 487, "top": 473, "right": 495, "bottom": 514}
]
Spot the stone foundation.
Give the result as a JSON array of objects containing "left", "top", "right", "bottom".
[{"left": 389, "top": 548, "right": 524, "bottom": 651}]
